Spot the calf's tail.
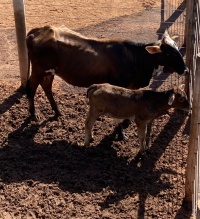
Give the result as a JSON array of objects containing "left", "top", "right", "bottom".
[{"left": 25, "top": 34, "right": 34, "bottom": 98}]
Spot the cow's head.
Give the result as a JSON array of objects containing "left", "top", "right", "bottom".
[{"left": 145, "top": 30, "right": 188, "bottom": 76}]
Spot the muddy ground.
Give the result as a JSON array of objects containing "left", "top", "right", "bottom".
[{"left": 0, "top": 0, "right": 193, "bottom": 218}]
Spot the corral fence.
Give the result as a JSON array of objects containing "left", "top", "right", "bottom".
[
  {"left": 184, "top": 0, "right": 200, "bottom": 217},
  {"left": 1, "top": 0, "right": 200, "bottom": 217}
]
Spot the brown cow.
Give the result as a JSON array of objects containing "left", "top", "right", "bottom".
[
  {"left": 26, "top": 25, "right": 188, "bottom": 120},
  {"left": 84, "top": 83, "right": 190, "bottom": 154}
]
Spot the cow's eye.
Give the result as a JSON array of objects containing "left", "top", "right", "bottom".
[{"left": 179, "top": 97, "right": 185, "bottom": 102}]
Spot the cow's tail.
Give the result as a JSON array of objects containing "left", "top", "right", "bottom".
[
  {"left": 26, "top": 29, "right": 38, "bottom": 81},
  {"left": 86, "top": 84, "right": 98, "bottom": 98},
  {"left": 25, "top": 33, "right": 34, "bottom": 97}
]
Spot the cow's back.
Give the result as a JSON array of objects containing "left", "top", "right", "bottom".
[{"left": 26, "top": 25, "right": 153, "bottom": 89}]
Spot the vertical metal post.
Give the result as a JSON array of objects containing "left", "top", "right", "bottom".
[{"left": 13, "top": 0, "right": 28, "bottom": 87}]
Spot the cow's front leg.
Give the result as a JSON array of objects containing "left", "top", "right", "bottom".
[{"left": 40, "top": 75, "right": 61, "bottom": 119}]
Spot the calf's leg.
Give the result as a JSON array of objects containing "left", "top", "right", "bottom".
[
  {"left": 135, "top": 121, "right": 147, "bottom": 154},
  {"left": 84, "top": 107, "right": 101, "bottom": 146}
]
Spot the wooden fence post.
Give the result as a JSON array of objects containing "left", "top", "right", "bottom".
[
  {"left": 13, "top": 0, "right": 28, "bottom": 88},
  {"left": 185, "top": 54, "right": 200, "bottom": 205},
  {"left": 184, "top": 0, "right": 195, "bottom": 97}
]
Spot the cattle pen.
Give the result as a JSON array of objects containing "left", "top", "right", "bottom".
[{"left": 0, "top": 0, "right": 200, "bottom": 218}]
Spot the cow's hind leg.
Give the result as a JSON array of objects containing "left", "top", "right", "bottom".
[
  {"left": 26, "top": 75, "right": 41, "bottom": 119},
  {"left": 40, "top": 75, "right": 61, "bottom": 118}
]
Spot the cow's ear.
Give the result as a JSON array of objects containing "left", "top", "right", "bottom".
[{"left": 145, "top": 46, "right": 162, "bottom": 54}]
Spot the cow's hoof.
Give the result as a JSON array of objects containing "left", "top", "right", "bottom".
[
  {"left": 28, "top": 114, "right": 38, "bottom": 121},
  {"left": 48, "top": 112, "right": 61, "bottom": 121},
  {"left": 49, "top": 115, "right": 60, "bottom": 121},
  {"left": 55, "top": 111, "right": 62, "bottom": 118},
  {"left": 117, "top": 132, "right": 129, "bottom": 141},
  {"left": 80, "top": 142, "right": 89, "bottom": 147}
]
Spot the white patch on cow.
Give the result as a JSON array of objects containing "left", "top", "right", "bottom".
[
  {"left": 164, "top": 36, "right": 179, "bottom": 50},
  {"left": 153, "top": 65, "right": 164, "bottom": 76},
  {"left": 45, "top": 69, "right": 56, "bottom": 75}
]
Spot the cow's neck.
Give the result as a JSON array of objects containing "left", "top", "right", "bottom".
[
  {"left": 135, "top": 43, "right": 160, "bottom": 69},
  {"left": 134, "top": 43, "right": 160, "bottom": 87}
]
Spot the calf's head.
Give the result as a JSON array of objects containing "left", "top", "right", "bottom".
[
  {"left": 168, "top": 84, "right": 191, "bottom": 111},
  {"left": 145, "top": 30, "right": 188, "bottom": 76}
]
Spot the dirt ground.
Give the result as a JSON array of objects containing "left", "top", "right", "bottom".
[{"left": 0, "top": 0, "right": 193, "bottom": 218}]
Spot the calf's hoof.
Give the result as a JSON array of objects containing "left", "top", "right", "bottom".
[
  {"left": 84, "top": 137, "right": 94, "bottom": 146},
  {"left": 49, "top": 111, "right": 62, "bottom": 121}
]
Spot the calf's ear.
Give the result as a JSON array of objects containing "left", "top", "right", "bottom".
[
  {"left": 179, "top": 84, "right": 185, "bottom": 91},
  {"left": 168, "top": 93, "right": 175, "bottom": 105},
  {"left": 145, "top": 46, "right": 162, "bottom": 54}
]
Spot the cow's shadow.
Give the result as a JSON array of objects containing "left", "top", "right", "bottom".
[
  {"left": 0, "top": 108, "right": 191, "bottom": 218},
  {"left": 0, "top": 86, "right": 25, "bottom": 115}
]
